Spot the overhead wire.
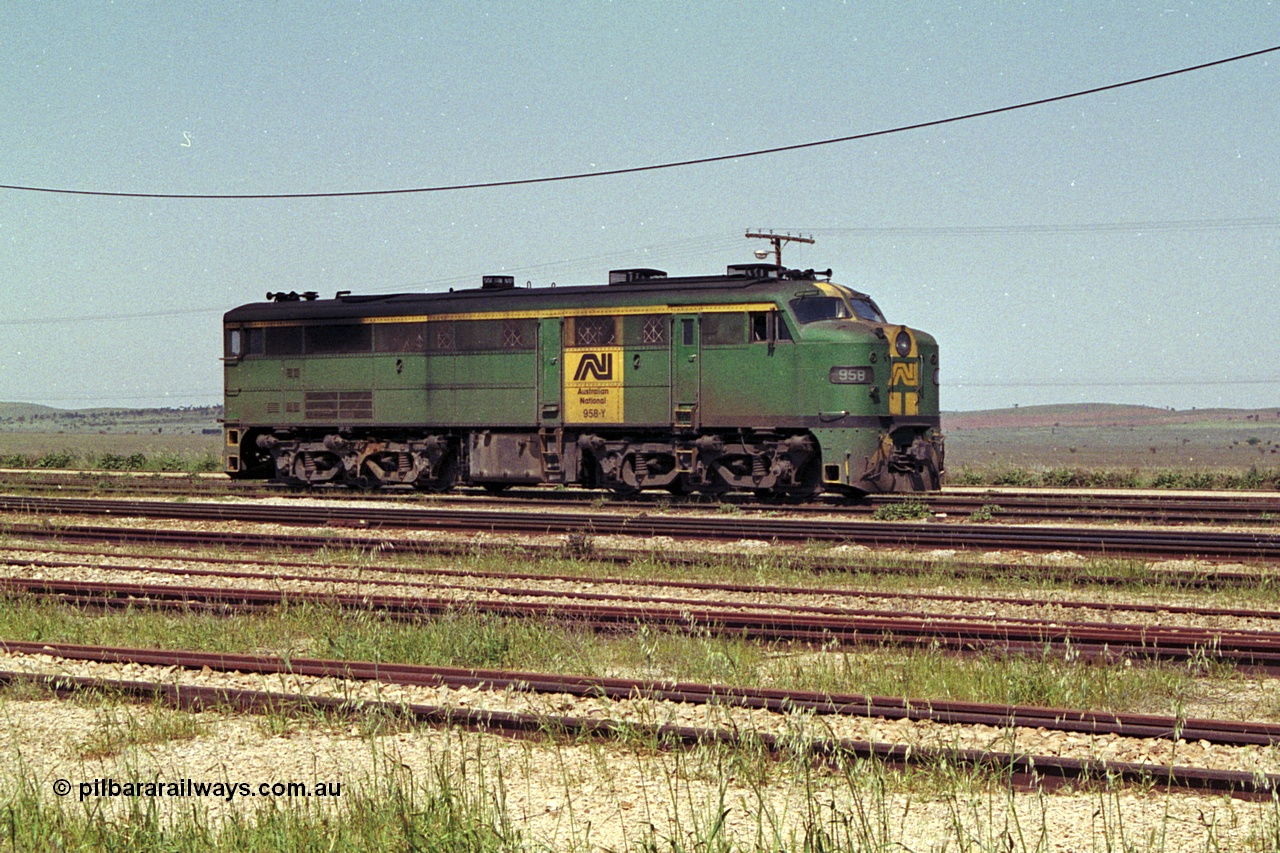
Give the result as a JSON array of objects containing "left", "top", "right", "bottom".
[
  {"left": 1, "top": 209, "right": 1272, "bottom": 323},
  {"left": 801, "top": 217, "right": 1280, "bottom": 237},
  {"left": 5, "top": 45, "right": 1277, "bottom": 402},
  {"left": 0, "top": 305, "right": 225, "bottom": 327},
  {"left": 0, "top": 45, "right": 1276, "bottom": 200},
  {"left": 955, "top": 378, "right": 1280, "bottom": 388},
  {"left": 1, "top": 232, "right": 749, "bottom": 317}
]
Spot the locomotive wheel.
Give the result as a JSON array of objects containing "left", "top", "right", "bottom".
[
  {"left": 606, "top": 463, "right": 640, "bottom": 496},
  {"left": 291, "top": 451, "right": 341, "bottom": 486},
  {"left": 414, "top": 455, "right": 458, "bottom": 492},
  {"left": 665, "top": 476, "right": 689, "bottom": 496},
  {"left": 356, "top": 457, "right": 392, "bottom": 489},
  {"left": 756, "top": 459, "right": 822, "bottom": 502}
]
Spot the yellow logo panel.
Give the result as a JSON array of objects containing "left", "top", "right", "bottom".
[
  {"left": 564, "top": 348, "right": 624, "bottom": 423},
  {"left": 890, "top": 362, "right": 919, "bottom": 387},
  {"left": 890, "top": 391, "right": 920, "bottom": 416}
]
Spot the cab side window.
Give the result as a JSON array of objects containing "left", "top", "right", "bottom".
[
  {"left": 776, "top": 315, "right": 793, "bottom": 341},
  {"left": 749, "top": 311, "right": 793, "bottom": 343},
  {"left": 266, "top": 327, "right": 304, "bottom": 357}
]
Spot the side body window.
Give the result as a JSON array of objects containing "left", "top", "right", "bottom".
[
  {"left": 572, "top": 316, "right": 618, "bottom": 347},
  {"left": 701, "top": 312, "right": 746, "bottom": 346}
]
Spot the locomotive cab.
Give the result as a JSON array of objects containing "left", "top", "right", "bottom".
[{"left": 785, "top": 282, "right": 944, "bottom": 493}]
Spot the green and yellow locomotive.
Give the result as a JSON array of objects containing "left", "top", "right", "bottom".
[{"left": 222, "top": 263, "right": 944, "bottom": 496}]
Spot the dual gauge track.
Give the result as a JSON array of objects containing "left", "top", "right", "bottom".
[{"left": 2, "top": 489, "right": 1280, "bottom": 799}]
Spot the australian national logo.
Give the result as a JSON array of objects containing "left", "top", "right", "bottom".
[
  {"left": 564, "top": 348, "right": 624, "bottom": 423},
  {"left": 572, "top": 352, "right": 614, "bottom": 382},
  {"left": 889, "top": 362, "right": 919, "bottom": 386}
]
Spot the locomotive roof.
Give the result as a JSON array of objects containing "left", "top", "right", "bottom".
[{"left": 224, "top": 265, "right": 867, "bottom": 323}]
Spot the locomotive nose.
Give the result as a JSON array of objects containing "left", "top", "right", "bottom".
[{"left": 888, "top": 326, "right": 921, "bottom": 416}]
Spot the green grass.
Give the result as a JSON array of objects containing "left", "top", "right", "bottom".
[
  {"left": 0, "top": 590, "right": 1274, "bottom": 848},
  {"left": 0, "top": 448, "right": 222, "bottom": 474},
  {"left": 0, "top": 544, "right": 1273, "bottom": 720},
  {"left": 0, "top": 747, "right": 520, "bottom": 852},
  {"left": 610, "top": 626, "right": 1214, "bottom": 715},
  {"left": 966, "top": 503, "right": 1002, "bottom": 522},
  {"left": 0, "top": 593, "right": 1237, "bottom": 718},
  {"left": 948, "top": 463, "right": 1280, "bottom": 491},
  {"left": 74, "top": 699, "right": 207, "bottom": 759},
  {"left": 870, "top": 500, "right": 933, "bottom": 520},
  {"left": 0, "top": 433, "right": 222, "bottom": 474},
  {"left": 0, "top": 596, "right": 590, "bottom": 673},
  {"left": 4, "top": 723, "right": 1274, "bottom": 851}
]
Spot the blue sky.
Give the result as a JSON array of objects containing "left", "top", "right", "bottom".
[{"left": 1, "top": 2, "right": 1276, "bottom": 411}]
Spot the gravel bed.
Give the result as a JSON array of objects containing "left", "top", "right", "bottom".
[
  {"left": 2, "top": 648, "right": 1278, "bottom": 777},
  {"left": 3, "top": 506, "right": 1280, "bottom": 846},
  {"left": 3, "top": 542, "right": 1280, "bottom": 634},
  {"left": 0, "top": 694, "right": 1271, "bottom": 850}
]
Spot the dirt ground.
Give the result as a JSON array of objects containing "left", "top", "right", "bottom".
[{"left": 944, "top": 404, "right": 1280, "bottom": 471}]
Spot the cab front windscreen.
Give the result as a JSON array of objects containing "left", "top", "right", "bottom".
[
  {"left": 789, "top": 296, "right": 851, "bottom": 324},
  {"left": 788, "top": 294, "right": 887, "bottom": 324}
]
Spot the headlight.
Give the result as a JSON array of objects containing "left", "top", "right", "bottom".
[{"left": 894, "top": 330, "right": 911, "bottom": 357}]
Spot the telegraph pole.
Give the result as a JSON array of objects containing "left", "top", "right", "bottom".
[{"left": 744, "top": 230, "right": 814, "bottom": 267}]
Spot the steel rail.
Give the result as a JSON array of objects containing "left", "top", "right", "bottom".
[
  {"left": 4, "top": 471, "right": 1280, "bottom": 524},
  {"left": 0, "top": 658, "right": 1273, "bottom": 797},
  {"left": 6, "top": 533, "right": 1274, "bottom": 591},
  {"left": 5, "top": 576, "right": 1280, "bottom": 672},
  {"left": 3, "top": 495, "right": 1280, "bottom": 559},
  {"left": 7, "top": 551, "right": 1280, "bottom": 626},
  {"left": 5, "top": 639, "right": 1277, "bottom": 748}
]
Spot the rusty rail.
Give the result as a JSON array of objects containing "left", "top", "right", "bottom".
[
  {"left": 3, "top": 495, "right": 1280, "bottom": 560},
  {"left": 4, "top": 576, "right": 1280, "bottom": 672},
  {"left": 2, "top": 641, "right": 1276, "bottom": 798}
]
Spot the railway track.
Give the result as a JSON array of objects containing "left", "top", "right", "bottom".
[
  {"left": 6, "top": 479, "right": 1280, "bottom": 810},
  {"left": 5, "top": 574, "right": 1280, "bottom": 673},
  {"left": 7, "top": 534, "right": 1275, "bottom": 593},
  {"left": 6, "top": 548, "right": 1277, "bottom": 631},
  {"left": 3, "top": 470, "right": 1280, "bottom": 525},
  {"left": 3, "top": 640, "right": 1276, "bottom": 797},
  {"left": 3, "top": 494, "right": 1279, "bottom": 560}
]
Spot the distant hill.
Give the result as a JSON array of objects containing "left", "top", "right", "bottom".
[
  {"left": 0, "top": 402, "right": 64, "bottom": 420},
  {"left": 944, "top": 403, "right": 1280, "bottom": 431},
  {"left": 0, "top": 403, "right": 222, "bottom": 435},
  {"left": 942, "top": 403, "right": 1280, "bottom": 471}
]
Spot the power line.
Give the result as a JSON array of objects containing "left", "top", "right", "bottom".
[
  {"left": 1, "top": 234, "right": 750, "bottom": 322},
  {"left": 954, "top": 378, "right": 1280, "bottom": 388},
  {"left": 0, "top": 306, "right": 225, "bottom": 326},
  {"left": 0, "top": 207, "right": 1268, "bottom": 324},
  {"left": 1, "top": 44, "right": 1276, "bottom": 201},
  {"left": 803, "top": 217, "right": 1280, "bottom": 237}
]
